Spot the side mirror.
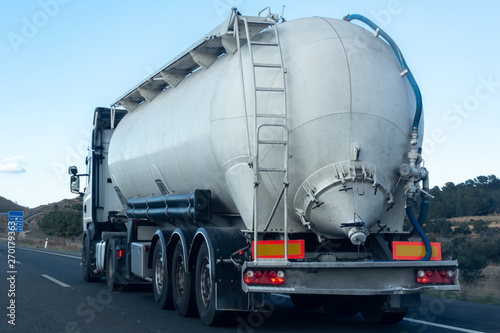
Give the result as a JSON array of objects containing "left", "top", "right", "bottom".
[
  {"left": 68, "top": 166, "right": 78, "bottom": 175},
  {"left": 70, "top": 175, "right": 80, "bottom": 194}
]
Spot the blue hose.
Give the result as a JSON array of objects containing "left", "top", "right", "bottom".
[
  {"left": 406, "top": 205, "right": 432, "bottom": 261},
  {"left": 418, "top": 198, "right": 430, "bottom": 227},
  {"left": 404, "top": 193, "right": 430, "bottom": 240},
  {"left": 344, "top": 14, "right": 423, "bottom": 131}
]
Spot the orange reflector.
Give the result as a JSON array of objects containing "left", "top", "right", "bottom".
[
  {"left": 118, "top": 249, "right": 126, "bottom": 259},
  {"left": 252, "top": 240, "right": 305, "bottom": 260},
  {"left": 392, "top": 241, "right": 441, "bottom": 261}
]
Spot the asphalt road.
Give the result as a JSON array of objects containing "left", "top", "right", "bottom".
[{"left": 1, "top": 243, "right": 499, "bottom": 333}]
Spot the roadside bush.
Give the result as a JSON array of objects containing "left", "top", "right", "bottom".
[
  {"left": 459, "top": 251, "right": 488, "bottom": 283},
  {"left": 453, "top": 224, "right": 472, "bottom": 235},
  {"left": 473, "top": 220, "right": 489, "bottom": 234},
  {"left": 442, "top": 236, "right": 490, "bottom": 284},
  {"left": 472, "top": 237, "right": 500, "bottom": 263},
  {"left": 425, "top": 219, "right": 453, "bottom": 237},
  {"left": 38, "top": 211, "right": 82, "bottom": 237}
]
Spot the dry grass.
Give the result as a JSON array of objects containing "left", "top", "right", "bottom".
[
  {"left": 15, "top": 235, "right": 82, "bottom": 252},
  {"left": 448, "top": 214, "right": 500, "bottom": 228},
  {"left": 0, "top": 218, "right": 82, "bottom": 252}
]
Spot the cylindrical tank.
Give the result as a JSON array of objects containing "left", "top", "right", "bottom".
[{"left": 108, "top": 16, "right": 420, "bottom": 241}]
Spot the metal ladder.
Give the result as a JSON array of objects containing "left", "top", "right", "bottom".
[{"left": 237, "top": 11, "right": 290, "bottom": 262}]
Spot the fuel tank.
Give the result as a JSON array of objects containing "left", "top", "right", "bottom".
[{"left": 108, "top": 16, "right": 421, "bottom": 240}]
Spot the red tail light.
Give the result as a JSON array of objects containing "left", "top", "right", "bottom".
[
  {"left": 417, "top": 269, "right": 455, "bottom": 284},
  {"left": 244, "top": 270, "right": 285, "bottom": 285},
  {"left": 118, "top": 249, "right": 126, "bottom": 259}
]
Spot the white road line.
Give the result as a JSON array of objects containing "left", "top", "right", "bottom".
[
  {"left": 271, "top": 294, "right": 483, "bottom": 333},
  {"left": 41, "top": 274, "right": 71, "bottom": 288},
  {"left": 403, "top": 318, "right": 485, "bottom": 333},
  {"left": 2, "top": 245, "right": 81, "bottom": 259}
]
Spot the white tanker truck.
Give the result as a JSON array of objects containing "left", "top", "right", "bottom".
[{"left": 69, "top": 8, "right": 459, "bottom": 326}]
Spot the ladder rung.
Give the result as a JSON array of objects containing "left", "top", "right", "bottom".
[
  {"left": 256, "top": 87, "right": 284, "bottom": 92},
  {"left": 258, "top": 139, "right": 287, "bottom": 145},
  {"left": 251, "top": 41, "right": 279, "bottom": 46},
  {"left": 254, "top": 63, "right": 281, "bottom": 68},
  {"left": 256, "top": 113, "right": 286, "bottom": 118},
  {"left": 244, "top": 17, "right": 275, "bottom": 25},
  {"left": 258, "top": 167, "right": 287, "bottom": 172}
]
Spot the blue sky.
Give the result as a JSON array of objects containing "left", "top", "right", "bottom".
[{"left": 1, "top": 0, "right": 499, "bottom": 208}]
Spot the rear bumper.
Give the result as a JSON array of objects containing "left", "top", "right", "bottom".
[{"left": 242, "top": 260, "right": 460, "bottom": 295}]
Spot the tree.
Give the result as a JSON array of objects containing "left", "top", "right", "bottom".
[
  {"left": 38, "top": 211, "right": 82, "bottom": 237},
  {"left": 473, "top": 220, "right": 489, "bottom": 234},
  {"left": 459, "top": 252, "right": 488, "bottom": 283},
  {"left": 427, "top": 175, "right": 500, "bottom": 219},
  {"left": 452, "top": 224, "right": 471, "bottom": 235},
  {"left": 425, "top": 219, "right": 452, "bottom": 237},
  {"left": 445, "top": 236, "right": 489, "bottom": 284}
]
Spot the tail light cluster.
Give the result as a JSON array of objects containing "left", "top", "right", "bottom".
[
  {"left": 244, "top": 270, "right": 285, "bottom": 285},
  {"left": 417, "top": 269, "right": 456, "bottom": 284}
]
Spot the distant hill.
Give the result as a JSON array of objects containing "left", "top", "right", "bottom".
[
  {"left": 0, "top": 196, "right": 27, "bottom": 212},
  {"left": 28, "top": 197, "right": 82, "bottom": 216},
  {"left": 0, "top": 196, "right": 82, "bottom": 236}
]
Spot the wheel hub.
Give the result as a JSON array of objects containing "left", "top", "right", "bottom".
[{"left": 155, "top": 253, "right": 164, "bottom": 293}]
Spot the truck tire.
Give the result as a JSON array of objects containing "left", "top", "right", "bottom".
[
  {"left": 360, "top": 296, "right": 407, "bottom": 324},
  {"left": 106, "top": 242, "right": 126, "bottom": 292},
  {"left": 82, "top": 236, "right": 100, "bottom": 282},
  {"left": 172, "top": 242, "right": 197, "bottom": 317},
  {"left": 290, "top": 294, "right": 322, "bottom": 309},
  {"left": 322, "top": 295, "right": 359, "bottom": 317},
  {"left": 361, "top": 308, "right": 407, "bottom": 324},
  {"left": 195, "top": 241, "right": 235, "bottom": 326},
  {"left": 152, "top": 241, "right": 173, "bottom": 309}
]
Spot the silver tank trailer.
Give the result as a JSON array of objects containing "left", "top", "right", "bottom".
[{"left": 108, "top": 16, "right": 421, "bottom": 244}]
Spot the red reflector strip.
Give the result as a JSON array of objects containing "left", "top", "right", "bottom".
[
  {"left": 392, "top": 241, "right": 441, "bottom": 261},
  {"left": 118, "top": 249, "right": 126, "bottom": 259},
  {"left": 251, "top": 240, "right": 305, "bottom": 260}
]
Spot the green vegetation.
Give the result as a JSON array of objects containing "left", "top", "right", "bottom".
[
  {"left": 428, "top": 175, "right": 500, "bottom": 218},
  {"left": 38, "top": 210, "right": 82, "bottom": 237},
  {"left": 418, "top": 175, "right": 500, "bottom": 286}
]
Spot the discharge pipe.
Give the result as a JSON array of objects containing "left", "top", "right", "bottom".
[
  {"left": 345, "top": 14, "right": 431, "bottom": 260},
  {"left": 406, "top": 205, "right": 432, "bottom": 261},
  {"left": 343, "top": 14, "right": 422, "bottom": 131}
]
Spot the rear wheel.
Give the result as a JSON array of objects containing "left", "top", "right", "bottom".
[
  {"left": 153, "top": 241, "right": 173, "bottom": 309},
  {"left": 195, "top": 241, "right": 235, "bottom": 326},
  {"left": 106, "top": 241, "right": 126, "bottom": 292},
  {"left": 82, "top": 236, "right": 100, "bottom": 282},
  {"left": 361, "top": 308, "right": 407, "bottom": 324},
  {"left": 290, "top": 294, "right": 322, "bottom": 309},
  {"left": 360, "top": 296, "right": 407, "bottom": 324},
  {"left": 172, "top": 242, "right": 197, "bottom": 317},
  {"left": 322, "top": 296, "right": 359, "bottom": 317}
]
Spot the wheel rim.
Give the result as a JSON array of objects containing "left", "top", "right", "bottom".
[
  {"left": 107, "top": 249, "right": 113, "bottom": 279},
  {"left": 200, "top": 258, "right": 211, "bottom": 308},
  {"left": 155, "top": 252, "right": 164, "bottom": 293},
  {"left": 174, "top": 255, "right": 185, "bottom": 299}
]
